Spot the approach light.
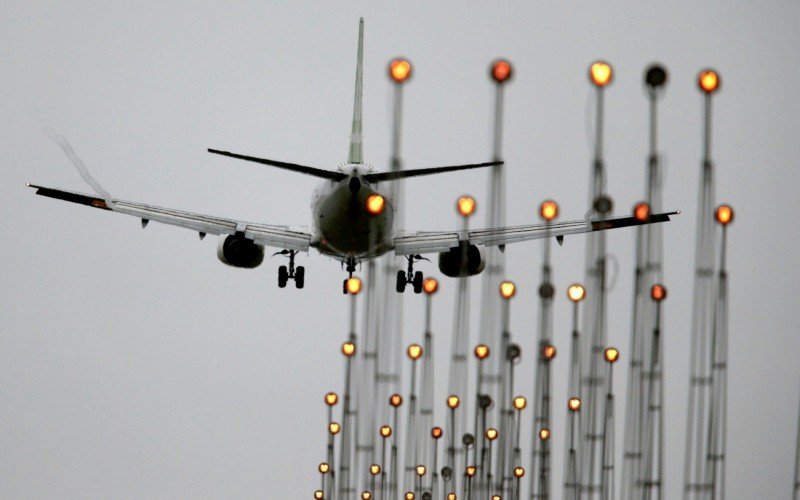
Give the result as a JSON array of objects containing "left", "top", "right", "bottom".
[
  {"left": 491, "top": 59, "right": 513, "bottom": 84},
  {"left": 514, "top": 466, "right": 525, "bottom": 478},
  {"left": 416, "top": 465, "right": 427, "bottom": 476},
  {"left": 346, "top": 277, "right": 363, "bottom": 295},
  {"left": 715, "top": 204, "right": 734, "bottom": 225},
  {"left": 499, "top": 280, "right": 516, "bottom": 299},
  {"left": 329, "top": 422, "right": 341, "bottom": 435},
  {"left": 542, "top": 344, "right": 557, "bottom": 361},
  {"left": 389, "top": 58, "right": 412, "bottom": 83},
  {"left": 634, "top": 202, "right": 651, "bottom": 222},
  {"left": 645, "top": 64, "right": 668, "bottom": 90},
  {"left": 380, "top": 425, "right": 392, "bottom": 438},
  {"left": 485, "top": 428, "right": 498, "bottom": 441},
  {"left": 407, "top": 343, "right": 423, "bottom": 361},
  {"left": 366, "top": 194, "right": 385, "bottom": 215},
  {"left": 405, "top": 492, "right": 415, "bottom": 500},
  {"left": 589, "top": 61, "right": 613, "bottom": 87},
  {"left": 457, "top": 196, "right": 476, "bottom": 217},
  {"left": 698, "top": 69, "right": 720, "bottom": 94},
  {"left": 314, "top": 490, "right": 324, "bottom": 499},
  {"left": 466, "top": 465, "right": 476, "bottom": 477},
  {"left": 423, "top": 278, "right": 439, "bottom": 294},
  {"left": 447, "top": 494, "right": 456, "bottom": 500},
  {"left": 370, "top": 464, "right": 381, "bottom": 475},
  {"left": 568, "top": 397, "right": 582, "bottom": 412},
  {"left": 362, "top": 492, "right": 372, "bottom": 500},
  {"left": 341, "top": 341, "right": 356, "bottom": 357},
  {"left": 474, "top": 344, "right": 490, "bottom": 360},
  {"left": 390, "top": 394, "right": 403, "bottom": 407},
  {"left": 513, "top": 396, "right": 527, "bottom": 411},
  {"left": 539, "top": 428, "right": 551, "bottom": 441},
  {"left": 539, "top": 200, "right": 559, "bottom": 221},
  {"left": 568, "top": 283, "right": 586, "bottom": 303},
  {"left": 651, "top": 284, "right": 667, "bottom": 302},
  {"left": 447, "top": 395, "right": 460, "bottom": 409},
  {"left": 604, "top": 347, "right": 620, "bottom": 364},
  {"left": 324, "top": 392, "right": 339, "bottom": 406},
  {"left": 431, "top": 426, "right": 443, "bottom": 439},
  {"left": 319, "top": 462, "right": 330, "bottom": 474}
]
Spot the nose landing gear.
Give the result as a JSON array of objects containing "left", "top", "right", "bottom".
[
  {"left": 275, "top": 250, "right": 304, "bottom": 289},
  {"left": 396, "top": 254, "right": 427, "bottom": 294}
]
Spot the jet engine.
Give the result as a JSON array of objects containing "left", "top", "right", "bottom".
[
  {"left": 217, "top": 234, "right": 265, "bottom": 268},
  {"left": 437, "top": 244, "right": 486, "bottom": 277}
]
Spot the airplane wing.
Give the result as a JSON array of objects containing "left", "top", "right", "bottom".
[
  {"left": 393, "top": 211, "right": 677, "bottom": 255},
  {"left": 28, "top": 184, "right": 312, "bottom": 252}
]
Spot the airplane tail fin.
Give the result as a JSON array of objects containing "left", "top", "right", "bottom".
[{"left": 347, "top": 18, "right": 364, "bottom": 165}]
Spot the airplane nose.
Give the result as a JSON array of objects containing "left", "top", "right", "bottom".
[{"left": 349, "top": 177, "right": 361, "bottom": 194}]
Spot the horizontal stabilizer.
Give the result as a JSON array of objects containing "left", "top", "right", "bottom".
[
  {"left": 363, "top": 160, "right": 502, "bottom": 183},
  {"left": 208, "top": 149, "right": 347, "bottom": 181}
]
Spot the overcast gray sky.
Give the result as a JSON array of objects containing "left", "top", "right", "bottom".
[{"left": 2, "top": 1, "right": 799, "bottom": 498}]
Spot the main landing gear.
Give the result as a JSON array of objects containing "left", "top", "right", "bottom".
[
  {"left": 275, "top": 250, "right": 304, "bottom": 289},
  {"left": 396, "top": 254, "right": 427, "bottom": 294}
]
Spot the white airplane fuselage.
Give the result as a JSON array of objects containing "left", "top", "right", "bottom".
[{"left": 311, "top": 164, "right": 395, "bottom": 261}]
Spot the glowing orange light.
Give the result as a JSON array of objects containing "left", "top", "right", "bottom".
[
  {"left": 447, "top": 395, "right": 460, "bottom": 409},
  {"left": 539, "top": 200, "right": 559, "bottom": 221},
  {"left": 539, "top": 428, "right": 551, "bottom": 441},
  {"left": 715, "top": 204, "right": 734, "bottom": 225},
  {"left": 319, "top": 462, "right": 330, "bottom": 474},
  {"left": 634, "top": 202, "right": 651, "bottom": 222},
  {"left": 485, "top": 428, "right": 498, "bottom": 441},
  {"left": 329, "top": 422, "right": 341, "bottom": 435},
  {"left": 380, "top": 425, "right": 392, "bottom": 438},
  {"left": 362, "top": 492, "right": 372, "bottom": 500},
  {"left": 514, "top": 466, "right": 525, "bottom": 478},
  {"left": 447, "top": 494, "right": 456, "bottom": 500},
  {"left": 366, "top": 194, "right": 385, "bottom": 215},
  {"left": 346, "top": 277, "right": 362, "bottom": 295},
  {"left": 370, "top": 464, "right": 381, "bottom": 475},
  {"left": 542, "top": 344, "right": 557, "bottom": 361},
  {"left": 698, "top": 69, "right": 720, "bottom": 94},
  {"left": 513, "top": 396, "right": 527, "bottom": 411},
  {"left": 491, "top": 59, "right": 513, "bottom": 83},
  {"left": 589, "top": 61, "right": 613, "bottom": 87},
  {"left": 431, "top": 426, "right": 443, "bottom": 439},
  {"left": 407, "top": 343, "right": 423, "bottom": 361},
  {"left": 416, "top": 465, "right": 426, "bottom": 476},
  {"left": 314, "top": 490, "right": 324, "bottom": 500},
  {"left": 457, "top": 196, "right": 476, "bottom": 217},
  {"left": 651, "top": 284, "right": 667, "bottom": 302},
  {"left": 466, "top": 465, "right": 476, "bottom": 477},
  {"left": 499, "top": 280, "right": 516, "bottom": 299},
  {"left": 605, "top": 347, "right": 620, "bottom": 364},
  {"left": 474, "top": 344, "right": 490, "bottom": 360},
  {"left": 389, "top": 394, "right": 403, "bottom": 407},
  {"left": 492, "top": 496, "right": 501, "bottom": 500},
  {"left": 324, "top": 392, "right": 339, "bottom": 406},
  {"left": 423, "top": 278, "right": 439, "bottom": 294},
  {"left": 341, "top": 341, "right": 356, "bottom": 357},
  {"left": 568, "top": 397, "right": 582, "bottom": 412},
  {"left": 568, "top": 283, "right": 586, "bottom": 302},
  {"left": 389, "top": 58, "right": 412, "bottom": 83},
  {"left": 405, "top": 493, "right": 415, "bottom": 500}
]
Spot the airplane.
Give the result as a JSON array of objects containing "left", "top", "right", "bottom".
[{"left": 28, "top": 18, "right": 677, "bottom": 294}]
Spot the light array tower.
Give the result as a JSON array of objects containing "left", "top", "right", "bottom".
[{"left": 684, "top": 69, "right": 721, "bottom": 499}]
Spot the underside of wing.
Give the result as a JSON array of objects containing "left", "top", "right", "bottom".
[
  {"left": 28, "top": 184, "right": 312, "bottom": 252},
  {"left": 394, "top": 211, "right": 677, "bottom": 256}
]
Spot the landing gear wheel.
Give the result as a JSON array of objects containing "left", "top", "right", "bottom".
[
  {"left": 413, "top": 271, "right": 423, "bottom": 294},
  {"left": 278, "top": 265, "right": 289, "bottom": 288},
  {"left": 343, "top": 279, "right": 349, "bottom": 294},
  {"left": 396, "top": 270, "right": 407, "bottom": 293},
  {"left": 295, "top": 266, "right": 305, "bottom": 289}
]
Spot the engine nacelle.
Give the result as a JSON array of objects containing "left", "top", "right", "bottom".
[
  {"left": 217, "top": 234, "right": 265, "bottom": 268},
  {"left": 437, "top": 244, "right": 487, "bottom": 277}
]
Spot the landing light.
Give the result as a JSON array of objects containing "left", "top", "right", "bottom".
[
  {"left": 698, "top": 69, "right": 720, "bottom": 94},
  {"left": 589, "top": 61, "right": 613, "bottom": 87},
  {"left": 634, "top": 202, "right": 651, "bottom": 222},
  {"left": 389, "top": 58, "right": 413, "bottom": 83},
  {"left": 346, "top": 277, "right": 362, "bottom": 295},
  {"left": 366, "top": 194, "right": 385, "bottom": 215}
]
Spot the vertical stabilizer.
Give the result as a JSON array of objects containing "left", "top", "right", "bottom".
[{"left": 348, "top": 18, "right": 364, "bottom": 164}]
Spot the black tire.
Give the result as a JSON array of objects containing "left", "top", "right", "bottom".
[
  {"left": 413, "top": 270, "right": 423, "bottom": 294},
  {"left": 295, "top": 266, "right": 305, "bottom": 289},
  {"left": 343, "top": 279, "right": 348, "bottom": 294},
  {"left": 396, "top": 270, "right": 407, "bottom": 293},
  {"left": 278, "top": 265, "right": 288, "bottom": 288}
]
